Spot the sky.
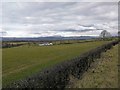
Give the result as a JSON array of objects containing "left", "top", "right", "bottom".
[{"left": 1, "top": 2, "right": 118, "bottom": 37}]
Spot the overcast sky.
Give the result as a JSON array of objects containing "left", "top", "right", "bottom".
[{"left": 1, "top": 2, "right": 118, "bottom": 37}]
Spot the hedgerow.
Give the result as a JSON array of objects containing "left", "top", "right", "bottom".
[{"left": 2, "top": 43, "right": 24, "bottom": 48}]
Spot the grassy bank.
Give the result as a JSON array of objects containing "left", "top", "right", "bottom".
[{"left": 67, "top": 44, "right": 118, "bottom": 88}]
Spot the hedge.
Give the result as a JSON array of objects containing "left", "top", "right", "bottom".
[{"left": 2, "top": 43, "right": 24, "bottom": 48}]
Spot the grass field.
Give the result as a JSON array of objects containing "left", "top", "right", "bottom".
[
  {"left": 66, "top": 44, "right": 118, "bottom": 88},
  {"left": 2, "top": 41, "right": 110, "bottom": 86}
]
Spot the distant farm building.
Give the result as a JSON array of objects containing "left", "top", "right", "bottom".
[
  {"left": 39, "top": 42, "right": 53, "bottom": 46},
  {"left": 99, "top": 30, "right": 111, "bottom": 38}
]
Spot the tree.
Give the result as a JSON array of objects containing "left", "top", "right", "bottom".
[{"left": 99, "top": 30, "right": 111, "bottom": 38}]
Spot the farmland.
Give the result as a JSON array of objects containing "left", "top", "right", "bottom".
[{"left": 2, "top": 40, "right": 111, "bottom": 86}]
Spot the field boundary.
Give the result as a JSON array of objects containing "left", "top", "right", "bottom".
[{"left": 3, "top": 40, "right": 119, "bottom": 88}]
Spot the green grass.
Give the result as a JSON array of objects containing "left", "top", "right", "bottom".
[
  {"left": 2, "top": 41, "right": 109, "bottom": 86},
  {"left": 67, "top": 44, "right": 118, "bottom": 88}
]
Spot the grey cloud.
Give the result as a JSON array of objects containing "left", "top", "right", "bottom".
[
  {"left": 33, "top": 32, "right": 42, "bottom": 34},
  {"left": 0, "top": 31, "right": 7, "bottom": 36},
  {"left": 56, "top": 28, "right": 104, "bottom": 33},
  {"left": 2, "top": 2, "right": 118, "bottom": 37},
  {"left": 78, "top": 24, "right": 95, "bottom": 27}
]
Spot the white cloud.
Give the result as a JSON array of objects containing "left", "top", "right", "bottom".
[
  {"left": 2, "top": 2, "right": 118, "bottom": 37},
  {"left": 2, "top": 0, "right": 119, "bottom": 2}
]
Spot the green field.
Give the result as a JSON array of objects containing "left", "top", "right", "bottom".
[{"left": 2, "top": 41, "right": 110, "bottom": 86}]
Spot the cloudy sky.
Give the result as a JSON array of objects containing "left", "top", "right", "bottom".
[{"left": 1, "top": 2, "right": 118, "bottom": 37}]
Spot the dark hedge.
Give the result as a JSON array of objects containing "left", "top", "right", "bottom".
[
  {"left": 3, "top": 40, "right": 119, "bottom": 89},
  {"left": 2, "top": 43, "right": 24, "bottom": 48}
]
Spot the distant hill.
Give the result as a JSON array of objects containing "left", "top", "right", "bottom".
[{"left": 1, "top": 36, "right": 97, "bottom": 41}]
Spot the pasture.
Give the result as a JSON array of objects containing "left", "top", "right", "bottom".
[{"left": 2, "top": 40, "right": 110, "bottom": 86}]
